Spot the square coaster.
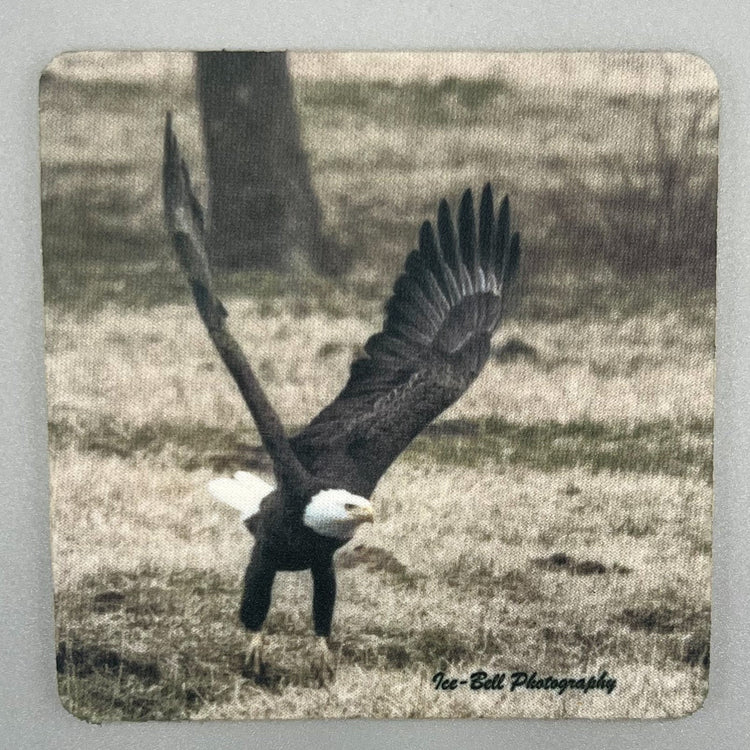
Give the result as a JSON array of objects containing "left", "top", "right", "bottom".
[{"left": 42, "top": 51, "right": 715, "bottom": 721}]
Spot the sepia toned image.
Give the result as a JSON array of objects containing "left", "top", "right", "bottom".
[{"left": 42, "top": 51, "right": 716, "bottom": 721}]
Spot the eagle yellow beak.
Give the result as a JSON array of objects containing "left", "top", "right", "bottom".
[{"left": 350, "top": 505, "right": 375, "bottom": 524}]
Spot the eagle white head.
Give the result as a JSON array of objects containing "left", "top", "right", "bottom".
[
  {"left": 208, "top": 472, "right": 374, "bottom": 540},
  {"left": 303, "top": 489, "right": 374, "bottom": 540}
]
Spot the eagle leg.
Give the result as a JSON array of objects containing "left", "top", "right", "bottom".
[
  {"left": 244, "top": 631, "right": 266, "bottom": 678},
  {"left": 311, "top": 636, "right": 335, "bottom": 685},
  {"left": 239, "top": 549, "right": 275, "bottom": 678},
  {"left": 311, "top": 561, "right": 337, "bottom": 684}
]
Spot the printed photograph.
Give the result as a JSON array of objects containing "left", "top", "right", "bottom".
[{"left": 42, "top": 51, "right": 716, "bottom": 720}]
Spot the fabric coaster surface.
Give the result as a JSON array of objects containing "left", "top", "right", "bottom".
[{"left": 42, "top": 51, "right": 715, "bottom": 721}]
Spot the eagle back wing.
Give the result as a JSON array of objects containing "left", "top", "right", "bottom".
[
  {"left": 163, "top": 113, "right": 312, "bottom": 494},
  {"left": 290, "top": 185, "right": 520, "bottom": 497}
]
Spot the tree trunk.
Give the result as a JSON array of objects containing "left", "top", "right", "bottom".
[{"left": 196, "top": 51, "right": 336, "bottom": 273}]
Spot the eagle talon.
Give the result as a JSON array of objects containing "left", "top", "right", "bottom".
[
  {"left": 244, "top": 632, "right": 266, "bottom": 678},
  {"left": 312, "top": 637, "right": 335, "bottom": 685}
]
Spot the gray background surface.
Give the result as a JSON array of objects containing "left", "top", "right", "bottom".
[{"left": 1, "top": 0, "right": 747, "bottom": 746}]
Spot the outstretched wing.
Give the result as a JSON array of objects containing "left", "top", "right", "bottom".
[
  {"left": 290, "top": 185, "right": 520, "bottom": 497},
  {"left": 163, "top": 113, "right": 311, "bottom": 492}
]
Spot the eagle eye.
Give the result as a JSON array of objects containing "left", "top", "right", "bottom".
[{"left": 344, "top": 503, "right": 356, "bottom": 511}]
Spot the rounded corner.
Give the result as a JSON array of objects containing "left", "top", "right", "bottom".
[
  {"left": 39, "top": 51, "right": 79, "bottom": 93},
  {"left": 675, "top": 52, "right": 719, "bottom": 93},
  {"left": 56, "top": 687, "right": 101, "bottom": 725},
  {"left": 673, "top": 677, "right": 710, "bottom": 720}
]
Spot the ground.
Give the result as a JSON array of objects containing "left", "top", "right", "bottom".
[
  {"left": 43, "top": 54, "right": 715, "bottom": 720},
  {"left": 48, "top": 282, "right": 713, "bottom": 720}
]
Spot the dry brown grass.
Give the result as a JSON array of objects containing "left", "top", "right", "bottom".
[
  {"left": 46, "top": 295, "right": 713, "bottom": 432},
  {"left": 48, "top": 296, "right": 712, "bottom": 721}
]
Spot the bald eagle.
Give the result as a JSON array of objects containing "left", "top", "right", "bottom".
[{"left": 163, "top": 114, "right": 521, "bottom": 682}]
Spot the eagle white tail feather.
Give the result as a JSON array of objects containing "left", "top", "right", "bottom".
[
  {"left": 208, "top": 473, "right": 274, "bottom": 521},
  {"left": 233, "top": 471, "right": 275, "bottom": 496}
]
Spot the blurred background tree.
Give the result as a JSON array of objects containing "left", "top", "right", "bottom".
[
  {"left": 197, "top": 51, "right": 340, "bottom": 274},
  {"left": 39, "top": 51, "right": 717, "bottom": 312}
]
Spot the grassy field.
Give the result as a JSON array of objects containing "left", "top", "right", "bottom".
[{"left": 43, "top": 54, "right": 714, "bottom": 721}]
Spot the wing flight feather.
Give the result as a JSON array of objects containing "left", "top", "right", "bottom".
[
  {"left": 290, "top": 185, "right": 520, "bottom": 497},
  {"left": 163, "top": 114, "right": 311, "bottom": 493}
]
